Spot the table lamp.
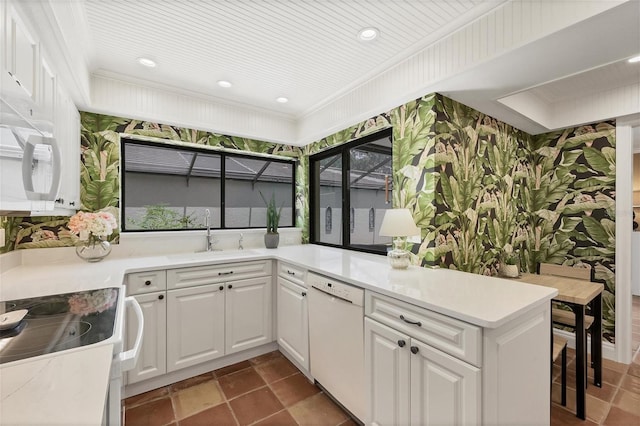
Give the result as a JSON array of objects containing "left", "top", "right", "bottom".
[{"left": 379, "top": 208, "right": 420, "bottom": 269}]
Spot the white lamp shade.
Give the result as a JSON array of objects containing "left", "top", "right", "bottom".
[{"left": 379, "top": 209, "right": 420, "bottom": 237}]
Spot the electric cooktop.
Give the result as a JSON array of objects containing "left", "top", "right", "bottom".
[{"left": 0, "top": 288, "right": 119, "bottom": 364}]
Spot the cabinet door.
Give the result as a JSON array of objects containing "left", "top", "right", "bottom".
[
  {"left": 364, "top": 318, "right": 411, "bottom": 426},
  {"left": 409, "top": 338, "right": 481, "bottom": 426},
  {"left": 126, "top": 291, "right": 167, "bottom": 384},
  {"left": 5, "top": 3, "right": 38, "bottom": 102},
  {"left": 167, "top": 284, "right": 225, "bottom": 372},
  {"left": 225, "top": 276, "right": 272, "bottom": 354},
  {"left": 277, "top": 277, "right": 309, "bottom": 370},
  {"left": 39, "top": 57, "right": 55, "bottom": 121}
]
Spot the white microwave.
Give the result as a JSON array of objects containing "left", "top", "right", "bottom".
[{"left": 0, "top": 99, "right": 61, "bottom": 215}]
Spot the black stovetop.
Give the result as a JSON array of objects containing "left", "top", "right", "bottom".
[{"left": 0, "top": 288, "right": 119, "bottom": 364}]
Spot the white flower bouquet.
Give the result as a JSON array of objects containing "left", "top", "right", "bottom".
[{"left": 68, "top": 211, "right": 117, "bottom": 242}]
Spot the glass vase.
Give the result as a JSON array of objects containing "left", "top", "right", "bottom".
[{"left": 75, "top": 237, "right": 112, "bottom": 262}]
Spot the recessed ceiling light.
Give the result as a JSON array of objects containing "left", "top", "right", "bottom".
[
  {"left": 137, "top": 57, "right": 156, "bottom": 68},
  {"left": 358, "top": 27, "right": 379, "bottom": 42},
  {"left": 628, "top": 55, "right": 640, "bottom": 63},
  {"left": 217, "top": 80, "right": 232, "bottom": 88},
  {"left": 276, "top": 97, "right": 289, "bottom": 103}
]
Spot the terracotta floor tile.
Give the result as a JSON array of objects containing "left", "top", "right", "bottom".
[
  {"left": 250, "top": 351, "right": 284, "bottom": 365},
  {"left": 254, "top": 356, "right": 299, "bottom": 383},
  {"left": 628, "top": 362, "right": 640, "bottom": 378},
  {"left": 124, "top": 387, "right": 170, "bottom": 408},
  {"left": 551, "top": 382, "right": 569, "bottom": 407},
  {"left": 288, "top": 393, "right": 348, "bottom": 426},
  {"left": 551, "top": 404, "right": 598, "bottom": 426},
  {"left": 218, "top": 367, "right": 267, "bottom": 399},
  {"left": 170, "top": 372, "right": 215, "bottom": 392},
  {"left": 620, "top": 374, "right": 640, "bottom": 394},
  {"left": 228, "top": 387, "right": 284, "bottom": 425},
  {"left": 584, "top": 394, "right": 614, "bottom": 424},
  {"left": 566, "top": 360, "right": 625, "bottom": 387},
  {"left": 179, "top": 403, "right": 238, "bottom": 426},
  {"left": 125, "top": 397, "right": 175, "bottom": 426},
  {"left": 585, "top": 381, "right": 619, "bottom": 403},
  {"left": 270, "top": 373, "right": 321, "bottom": 407},
  {"left": 600, "top": 358, "right": 630, "bottom": 374},
  {"left": 172, "top": 380, "right": 225, "bottom": 420},
  {"left": 612, "top": 388, "right": 640, "bottom": 416},
  {"left": 252, "top": 409, "right": 298, "bottom": 426},
  {"left": 603, "top": 406, "right": 640, "bottom": 426},
  {"left": 215, "top": 360, "right": 253, "bottom": 378}
]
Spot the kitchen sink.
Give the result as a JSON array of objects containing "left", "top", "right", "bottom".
[{"left": 166, "top": 249, "right": 259, "bottom": 261}]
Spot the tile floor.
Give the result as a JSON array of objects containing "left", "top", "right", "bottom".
[
  {"left": 550, "top": 345, "right": 640, "bottom": 425},
  {"left": 124, "top": 348, "right": 640, "bottom": 425},
  {"left": 123, "top": 351, "right": 354, "bottom": 426}
]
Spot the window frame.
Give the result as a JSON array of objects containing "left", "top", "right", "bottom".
[
  {"left": 121, "top": 137, "right": 297, "bottom": 232},
  {"left": 309, "top": 128, "right": 393, "bottom": 255}
]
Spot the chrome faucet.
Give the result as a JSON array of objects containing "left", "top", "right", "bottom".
[
  {"left": 238, "top": 233, "right": 244, "bottom": 250},
  {"left": 205, "top": 209, "right": 213, "bottom": 251}
]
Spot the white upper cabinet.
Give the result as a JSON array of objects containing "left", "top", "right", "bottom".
[
  {"left": 0, "top": 1, "right": 80, "bottom": 215},
  {"left": 38, "top": 57, "right": 56, "bottom": 121},
  {"left": 3, "top": 2, "right": 38, "bottom": 107}
]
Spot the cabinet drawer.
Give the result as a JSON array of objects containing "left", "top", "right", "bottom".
[
  {"left": 365, "top": 291, "right": 482, "bottom": 367},
  {"left": 278, "top": 261, "right": 306, "bottom": 287},
  {"left": 167, "top": 260, "right": 272, "bottom": 290},
  {"left": 126, "top": 270, "right": 167, "bottom": 295}
]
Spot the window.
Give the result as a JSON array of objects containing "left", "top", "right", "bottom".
[
  {"left": 309, "top": 128, "right": 393, "bottom": 254},
  {"left": 121, "top": 139, "right": 295, "bottom": 231}
]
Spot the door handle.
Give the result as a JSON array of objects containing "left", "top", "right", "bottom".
[
  {"left": 397, "top": 339, "right": 406, "bottom": 348},
  {"left": 410, "top": 346, "right": 419, "bottom": 354}
]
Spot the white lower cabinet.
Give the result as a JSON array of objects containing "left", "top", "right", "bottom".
[
  {"left": 276, "top": 276, "right": 309, "bottom": 371},
  {"left": 125, "top": 261, "right": 273, "bottom": 389},
  {"left": 126, "top": 291, "right": 167, "bottom": 384},
  {"left": 167, "top": 284, "right": 225, "bottom": 372},
  {"left": 365, "top": 290, "right": 551, "bottom": 426},
  {"left": 225, "top": 277, "right": 272, "bottom": 354},
  {"left": 365, "top": 318, "right": 480, "bottom": 426}
]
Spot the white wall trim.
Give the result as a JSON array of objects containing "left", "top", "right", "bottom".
[
  {"left": 615, "top": 124, "right": 633, "bottom": 364},
  {"left": 89, "top": 74, "right": 297, "bottom": 145}
]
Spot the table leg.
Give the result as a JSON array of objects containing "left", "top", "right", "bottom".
[
  {"left": 591, "top": 294, "right": 602, "bottom": 387},
  {"left": 572, "top": 303, "right": 586, "bottom": 420}
]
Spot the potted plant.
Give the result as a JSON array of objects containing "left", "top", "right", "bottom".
[
  {"left": 260, "top": 192, "right": 283, "bottom": 249},
  {"left": 499, "top": 243, "right": 520, "bottom": 278}
]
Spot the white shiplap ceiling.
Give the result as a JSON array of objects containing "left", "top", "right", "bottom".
[{"left": 82, "top": 0, "right": 495, "bottom": 117}]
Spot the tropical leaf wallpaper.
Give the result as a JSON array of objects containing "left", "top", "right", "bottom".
[
  {"left": 302, "top": 93, "right": 616, "bottom": 342},
  {"left": 0, "top": 94, "right": 617, "bottom": 341}
]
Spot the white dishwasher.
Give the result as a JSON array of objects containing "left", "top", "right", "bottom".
[{"left": 308, "top": 272, "right": 364, "bottom": 422}]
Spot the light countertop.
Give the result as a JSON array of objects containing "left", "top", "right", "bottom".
[
  {"left": 1, "top": 244, "right": 557, "bottom": 328},
  {"left": 0, "top": 243, "right": 557, "bottom": 425}
]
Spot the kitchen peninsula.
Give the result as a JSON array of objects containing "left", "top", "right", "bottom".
[{"left": 0, "top": 244, "right": 556, "bottom": 425}]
